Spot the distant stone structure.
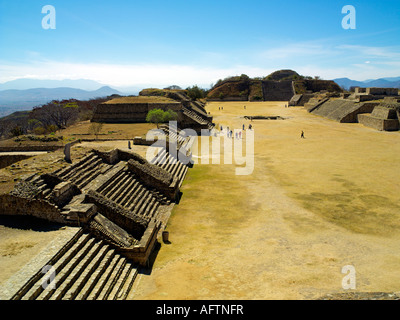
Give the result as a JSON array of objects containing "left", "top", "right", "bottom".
[
  {"left": 91, "top": 90, "right": 214, "bottom": 134},
  {"left": 349, "top": 87, "right": 399, "bottom": 102},
  {"left": 358, "top": 97, "right": 400, "bottom": 131},
  {"left": 207, "top": 70, "right": 342, "bottom": 102},
  {"left": 307, "top": 92, "right": 400, "bottom": 131}
]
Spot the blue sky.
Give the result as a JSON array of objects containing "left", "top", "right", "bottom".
[{"left": 0, "top": 0, "right": 399, "bottom": 88}]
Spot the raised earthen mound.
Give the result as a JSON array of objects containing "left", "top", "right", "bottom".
[
  {"left": 207, "top": 70, "right": 342, "bottom": 102},
  {"left": 264, "top": 69, "right": 300, "bottom": 81}
]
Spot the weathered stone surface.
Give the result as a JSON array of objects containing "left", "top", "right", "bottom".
[
  {"left": 64, "top": 143, "right": 71, "bottom": 163},
  {"left": 10, "top": 180, "right": 41, "bottom": 200},
  {"left": 85, "top": 190, "right": 148, "bottom": 240},
  {"left": 88, "top": 213, "right": 135, "bottom": 248}
]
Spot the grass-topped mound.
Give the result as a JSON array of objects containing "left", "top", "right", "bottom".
[
  {"left": 103, "top": 96, "right": 178, "bottom": 104},
  {"left": 206, "top": 70, "right": 342, "bottom": 101}
]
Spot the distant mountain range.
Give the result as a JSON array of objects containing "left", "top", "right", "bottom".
[
  {"left": 333, "top": 77, "right": 400, "bottom": 90},
  {"left": 0, "top": 78, "right": 147, "bottom": 117},
  {"left": 0, "top": 86, "right": 122, "bottom": 118}
]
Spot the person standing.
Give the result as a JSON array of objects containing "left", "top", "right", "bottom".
[{"left": 301, "top": 130, "right": 305, "bottom": 139}]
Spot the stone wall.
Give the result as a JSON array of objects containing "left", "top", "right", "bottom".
[
  {"left": 367, "top": 87, "right": 398, "bottom": 96},
  {"left": 119, "top": 219, "right": 161, "bottom": 266},
  {"left": 0, "top": 193, "right": 67, "bottom": 224},
  {"left": 358, "top": 114, "right": 400, "bottom": 131},
  {"left": 0, "top": 146, "right": 60, "bottom": 152},
  {"left": 262, "top": 80, "right": 294, "bottom": 101},
  {"left": 371, "top": 106, "right": 398, "bottom": 119},
  {"left": 0, "top": 154, "right": 33, "bottom": 169},
  {"left": 91, "top": 102, "right": 182, "bottom": 123},
  {"left": 127, "top": 158, "right": 179, "bottom": 201},
  {"left": 87, "top": 213, "right": 136, "bottom": 248},
  {"left": 85, "top": 190, "right": 148, "bottom": 240}
]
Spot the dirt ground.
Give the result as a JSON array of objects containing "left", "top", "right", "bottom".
[
  {"left": 1, "top": 102, "right": 399, "bottom": 300},
  {"left": 130, "top": 101, "right": 400, "bottom": 300}
]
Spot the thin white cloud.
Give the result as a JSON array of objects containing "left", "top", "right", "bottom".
[
  {"left": 259, "top": 43, "right": 335, "bottom": 60},
  {"left": 0, "top": 60, "right": 267, "bottom": 88},
  {"left": 336, "top": 44, "right": 400, "bottom": 58},
  {"left": 1, "top": 41, "right": 400, "bottom": 87}
]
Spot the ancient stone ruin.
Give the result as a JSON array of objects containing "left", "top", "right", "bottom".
[
  {"left": 91, "top": 90, "right": 214, "bottom": 134},
  {"left": 305, "top": 89, "right": 400, "bottom": 131},
  {"left": 0, "top": 126, "right": 195, "bottom": 300},
  {"left": 358, "top": 97, "right": 400, "bottom": 131},
  {"left": 207, "top": 70, "right": 342, "bottom": 102}
]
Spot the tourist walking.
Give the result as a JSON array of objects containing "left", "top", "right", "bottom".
[{"left": 301, "top": 130, "right": 305, "bottom": 139}]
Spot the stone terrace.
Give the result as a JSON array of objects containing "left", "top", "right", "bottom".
[{"left": 0, "top": 130, "right": 195, "bottom": 300}]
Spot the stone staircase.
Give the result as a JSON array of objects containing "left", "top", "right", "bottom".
[
  {"left": 182, "top": 106, "right": 214, "bottom": 130},
  {"left": 96, "top": 168, "right": 163, "bottom": 217},
  {"left": 262, "top": 80, "right": 295, "bottom": 101},
  {"left": 53, "top": 152, "right": 113, "bottom": 190},
  {"left": 150, "top": 148, "right": 189, "bottom": 188},
  {"left": 12, "top": 230, "right": 138, "bottom": 300},
  {"left": 159, "top": 124, "right": 188, "bottom": 149}
]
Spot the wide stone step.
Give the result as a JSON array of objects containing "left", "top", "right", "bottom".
[
  {"left": 96, "top": 257, "right": 127, "bottom": 300},
  {"left": 151, "top": 149, "right": 167, "bottom": 165},
  {"left": 21, "top": 232, "right": 91, "bottom": 300},
  {"left": 85, "top": 254, "right": 121, "bottom": 300},
  {"left": 48, "top": 240, "right": 103, "bottom": 300},
  {"left": 108, "top": 262, "right": 132, "bottom": 300},
  {"left": 116, "top": 176, "right": 138, "bottom": 207},
  {"left": 72, "top": 158, "right": 103, "bottom": 186},
  {"left": 127, "top": 187, "right": 146, "bottom": 211},
  {"left": 13, "top": 229, "right": 84, "bottom": 300},
  {"left": 135, "top": 191, "right": 154, "bottom": 217},
  {"left": 57, "top": 153, "right": 96, "bottom": 179},
  {"left": 99, "top": 170, "right": 126, "bottom": 196},
  {"left": 116, "top": 264, "right": 138, "bottom": 300},
  {"left": 132, "top": 189, "right": 153, "bottom": 216},
  {"left": 62, "top": 243, "right": 110, "bottom": 300},
  {"left": 79, "top": 163, "right": 113, "bottom": 190},
  {"left": 108, "top": 173, "right": 133, "bottom": 202},
  {"left": 124, "top": 181, "right": 141, "bottom": 209},
  {"left": 103, "top": 171, "right": 130, "bottom": 199},
  {"left": 75, "top": 248, "right": 116, "bottom": 300},
  {"left": 36, "top": 236, "right": 97, "bottom": 300},
  {"left": 60, "top": 153, "right": 98, "bottom": 180}
]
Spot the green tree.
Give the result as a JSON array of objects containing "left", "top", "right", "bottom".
[
  {"left": 186, "top": 85, "right": 208, "bottom": 100},
  {"left": 146, "top": 109, "right": 178, "bottom": 128},
  {"left": 163, "top": 109, "right": 178, "bottom": 123}
]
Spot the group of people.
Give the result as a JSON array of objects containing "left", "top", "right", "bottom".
[{"left": 219, "top": 123, "right": 253, "bottom": 139}]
